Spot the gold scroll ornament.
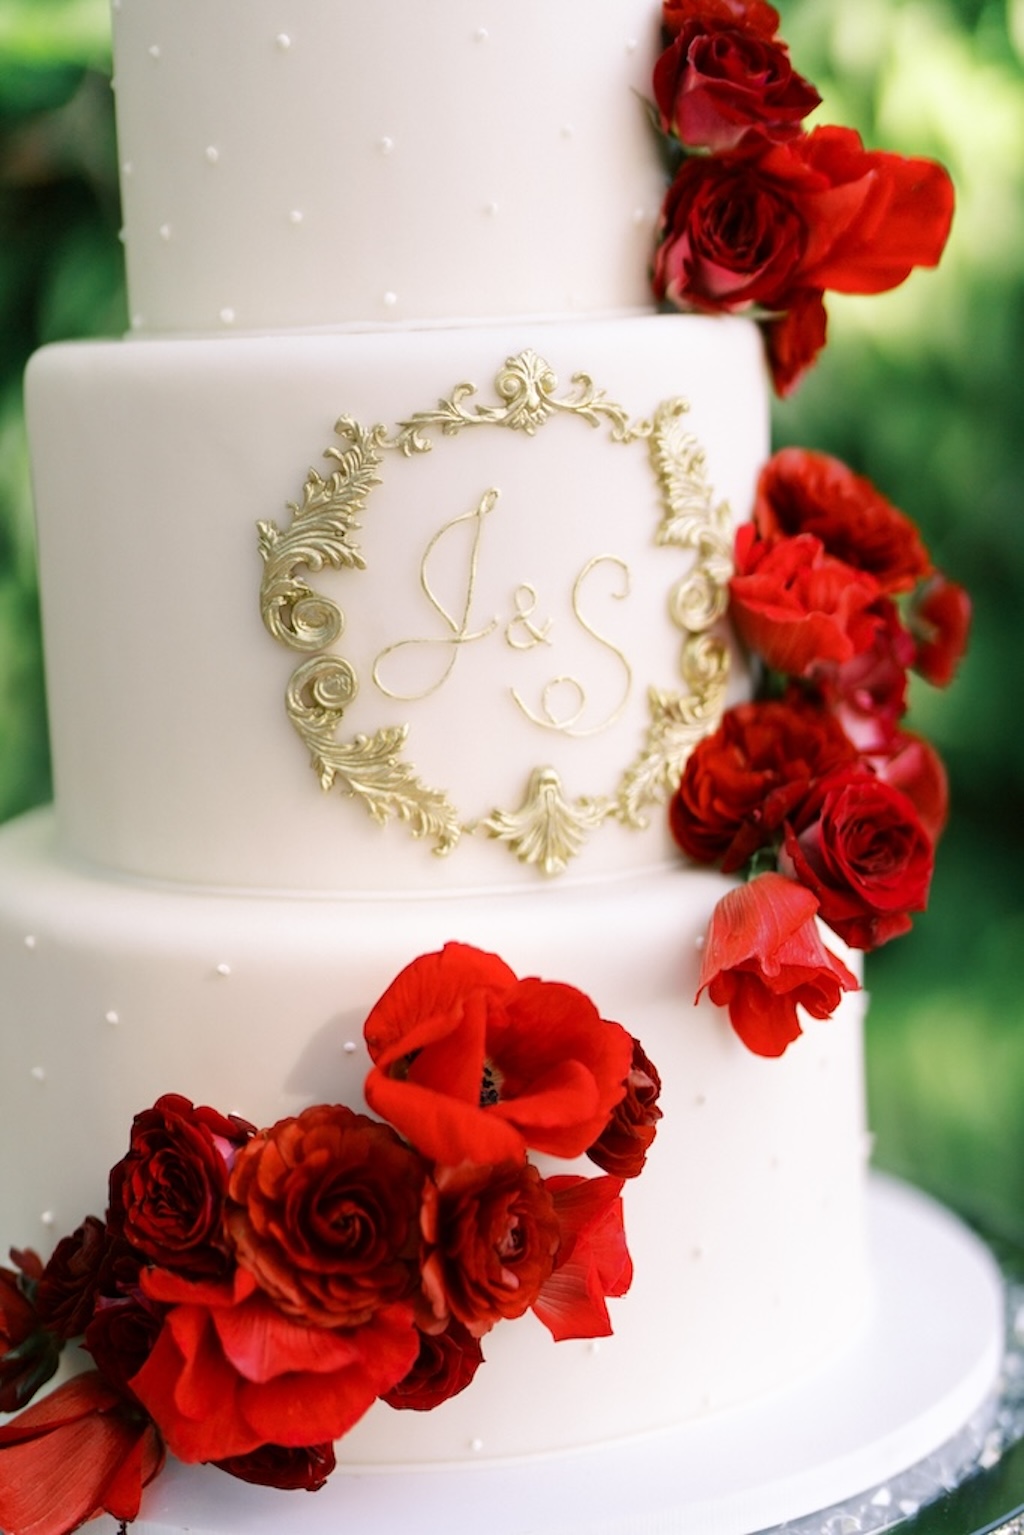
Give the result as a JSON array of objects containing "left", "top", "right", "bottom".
[{"left": 257, "top": 349, "right": 734, "bottom": 877}]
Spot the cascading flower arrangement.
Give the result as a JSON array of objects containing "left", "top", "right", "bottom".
[
  {"left": 673, "top": 447, "right": 971, "bottom": 1056},
  {"left": 0, "top": 943, "right": 661, "bottom": 1535},
  {"left": 649, "top": 0, "right": 957, "bottom": 393}
]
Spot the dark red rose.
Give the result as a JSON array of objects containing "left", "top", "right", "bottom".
[
  {"left": 35, "top": 1216, "right": 109, "bottom": 1342},
  {"left": 0, "top": 1251, "right": 60, "bottom": 1415},
  {"left": 696, "top": 873, "right": 859, "bottom": 1055},
  {"left": 670, "top": 696, "right": 858, "bottom": 870},
  {"left": 381, "top": 1318, "right": 484, "bottom": 1411},
  {"left": 872, "top": 730, "right": 949, "bottom": 844},
  {"left": 754, "top": 449, "right": 933, "bottom": 593},
  {"left": 653, "top": 7, "right": 819, "bottom": 151},
  {"left": 586, "top": 1038, "right": 663, "bottom": 1178},
  {"left": 663, "top": 0, "right": 784, "bottom": 37},
  {"left": 781, "top": 768, "right": 934, "bottom": 949},
  {"left": 420, "top": 1161, "right": 561, "bottom": 1337},
  {"left": 910, "top": 573, "right": 972, "bottom": 687},
  {"left": 532, "top": 1175, "right": 633, "bottom": 1341},
  {"left": 226, "top": 1104, "right": 424, "bottom": 1330},
  {"left": 85, "top": 1295, "right": 164, "bottom": 1399},
  {"left": 821, "top": 599, "right": 915, "bottom": 753},
  {"left": 214, "top": 1441, "right": 336, "bottom": 1491},
  {"left": 730, "top": 524, "right": 883, "bottom": 678},
  {"left": 363, "top": 943, "right": 633, "bottom": 1169},
  {"left": 108, "top": 1094, "right": 253, "bottom": 1275},
  {"left": 130, "top": 1266, "right": 419, "bottom": 1463},
  {"left": 0, "top": 1372, "right": 164, "bottom": 1535}
]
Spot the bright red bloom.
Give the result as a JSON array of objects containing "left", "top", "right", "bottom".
[
  {"left": 531, "top": 1176, "right": 632, "bottom": 1342},
  {"left": 653, "top": 4, "right": 819, "bottom": 151},
  {"left": 910, "top": 573, "right": 972, "bottom": 687},
  {"left": 420, "top": 1161, "right": 561, "bottom": 1337},
  {"left": 586, "top": 1038, "right": 663, "bottom": 1178},
  {"left": 730, "top": 524, "right": 883, "bottom": 677},
  {"left": 381, "top": 1319, "right": 484, "bottom": 1412},
  {"left": 0, "top": 1372, "right": 164, "bottom": 1535},
  {"left": 226, "top": 1105, "right": 424, "bottom": 1329},
  {"left": 130, "top": 1266, "right": 418, "bottom": 1463},
  {"left": 363, "top": 943, "right": 633, "bottom": 1168},
  {"left": 782, "top": 768, "right": 934, "bottom": 950},
  {"left": 670, "top": 696, "right": 858, "bottom": 870},
  {"left": 754, "top": 449, "right": 933, "bottom": 593},
  {"left": 696, "top": 873, "right": 859, "bottom": 1055},
  {"left": 213, "top": 1441, "right": 336, "bottom": 1491}
]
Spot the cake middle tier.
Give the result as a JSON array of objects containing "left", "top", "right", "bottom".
[{"left": 26, "top": 315, "right": 768, "bottom": 893}]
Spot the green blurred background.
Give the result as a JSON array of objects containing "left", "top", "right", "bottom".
[{"left": 1, "top": 1, "right": 1021, "bottom": 1235}]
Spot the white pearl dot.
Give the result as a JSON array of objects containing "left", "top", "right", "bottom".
[
  {"left": 483, "top": 200, "right": 499, "bottom": 217},
  {"left": 41, "top": 1210, "right": 55, "bottom": 1228},
  {"left": 23, "top": 934, "right": 36, "bottom": 950},
  {"left": 130, "top": 313, "right": 144, "bottom": 330},
  {"left": 30, "top": 1066, "right": 46, "bottom": 1082},
  {"left": 383, "top": 291, "right": 398, "bottom": 308},
  {"left": 588, "top": 1338, "right": 602, "bottom": 1355},
  {"left": 121, "top": 160, "right": 133, "bottom": 176},
  {"left": 218, "top": 309, "right": 236, "bottom": 326},
  {"left": 343, "top": 1041, "right": 357, "bottom": 1055},
  {"left": 561, "top": 124, "right": 575, "bottom": 140},
  {"left": 275, "top": 32, "right": 292, "bottom": 50},
  {"left": 379, "top": 136, "right": 395, "bottom": 154},
  {"left": 205, "top": 146, "right": 220, "bottom": 164},
  {"left": 159, "top": 223, "right": 171, "bottom": 241},
  {"left": 289, "top": 209, "right": 304, "bottom": 225},
  {"left": 148, "top": 43, "right": 161, "bottom": 59},
  {"left": 474, "top": 27, "right": 489, "bottom": 42},
  {"left": 105, "top": 1010, "right": 120, "bottom": 1026},
  {"left": 695, "top": 933, "right": 706, "bottom": 950},
  {"left": 215, "top": 961, "right": 232, "bottom": 976},
  {"left": 632, "top": 206, "right": 648, "bottom": 226},
  {"left": 694, "top": 1092, "right": 707, "bottom": 1107},
  {"left": 625, "top": 37, "right": 639, "bottom": 53},
  {"left": 469, "top": 1437, "right": 484, "bottom": 1453}
]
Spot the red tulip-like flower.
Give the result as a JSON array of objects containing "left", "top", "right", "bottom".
[
  {"left": 0, "top": 1372, "right": 164, "bottom": 1535},
  {"left": 696, "top": 873, "right": 858, "bottom": 1055},
  {"left": 363, "top": 943, "right": 634, "bottom": 1168}
]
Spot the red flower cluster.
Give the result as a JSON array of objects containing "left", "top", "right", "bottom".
[
  {"left": 649, "top": 0, "right": 955, "bottom": 392},
  {"left": 0, "top": 945, "right": 659, "bottom": 1535},
  {"left": 675, "top": 448, "right": 969, "bottom": 1054}
]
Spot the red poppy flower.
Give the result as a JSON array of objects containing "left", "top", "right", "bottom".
[
  {"left": 363, "top": 943, "right": 633, "bottom": 1168},
  {"left": 531, "top": 1176, "right": 632, "bottom": 1341},
  {"left": 696, "top": 873, "right": 858, "bottom": 1055}
]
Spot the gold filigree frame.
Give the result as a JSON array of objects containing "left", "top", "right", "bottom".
[{"left": 257, "top": 350, "right": 734, "bottom": 876}]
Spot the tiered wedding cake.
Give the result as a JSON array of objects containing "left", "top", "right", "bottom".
[{"left": 0, "top": 4, "right": 998, "bottom": 1533}]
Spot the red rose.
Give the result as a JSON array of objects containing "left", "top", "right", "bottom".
[
  {"left": 35, "top": 1216, "right": 109, "bottom": 1342},
  {"left": 420, "top": 1161, "right": 561, "bottom": 1337},
  {"left": 130, "top": 1266, "right": 419, "bottom": 1463},
  {"left": 754, "top": 449, "right": 933, "bottom": 593},
  {"left": 226, "top": 1105, "right": 423, "bottom": 1329},
  {"left": 108, "top": 1094, "right": 253, "bottom": 1275},
  {"left": 586, "top": 1037, "right": 663, "bottom": 1178},
  {"left": 381, "top": 1319, "right": 484, "bottom": 1411},
  {"left": 214, "top": 1441, "right": 336, "bottom": 1491},
  {"left": 363, "top": 943, "right": 633, "bottom": 1168},
  {"left": 696, "top": 873, "right": 859, "bottom": 1056},
  {"left": 0, "top": 1372, "right": 164, "bottom": 1535},
  {"left": 910, "top": 573, "right": 972, "bottom": 687},
  {"left": 662, "top": 0, "right": 784, "bottom": 38},
  {"left": 781, "top": 768, "right": 934, "bottom": 949},
  {"left": 730, "top": 524, "right": 883, "bottom": 677},
  {"left": 0, "top": 1251, "right": 59, "bottom": 1414},
  {"left": 531, "top": 1176, "right": 632, "bottom": 1342},
  {"left": 670, "top": 696, "right": 858, "bottom": 870},
  {"left": 653, "top": 9, "right": 819, "bottom": 151}
]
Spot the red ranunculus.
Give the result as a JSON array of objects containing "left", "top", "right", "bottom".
[
  {"left": 754, "top": 448, "right": 933, "bottom": 593},
  {"left": 670, "top": 696, "right": 858, "bottom": 870},
  {"left": 226, "top": 1105, "right": 424, "bottom": 1330},
  {"left": 420, "top": 1161, "right": 561, "bottom": 1337},
  {"left": 531, "top": 1176, "right": 632, "bottom": 1342},
  {"left": 730, "top": 524, "right": 883, "bottom": 677},
  {"left": 108, "top": 1094, "right": 253, "bottom": 1275},
  {"left": 363, "top": 944, "right": 633, "bottom": 1168},
  {"left": 381, "top": 1318, "right": 485, "bottom": 1412},
  {"left": 781, "top": 768, "right": 934, "bottom": 949},
  {"left": 84, "top": 1295, "right": 164, "bottom": 1399},
  {"left": 35, "top": 1216, "right": 109, "bottom": 1343},
  {"left": 696, "top": 873, "right": 859, "bottom": 1055},
  {"left": 586, "top": 1038, "right": 663, "bottom": 1178},
  {"left": 0, "top": 1372, "right": 164, "bottom": 1535},
  {"left": 910, "top": 573, "right": 972, "bottom": 687},
  {"left": 214, "top": 1441, "right": 336, "bottom": 1491},
  {"left": 130, "top": 1266, "right": 419, "bottom": 1463},
  {"left": 653, "top": 5, "right": 819, "bottom": 151},
  {"left": 0, "top": 1250, "right": 59, "bottom": 1414}
]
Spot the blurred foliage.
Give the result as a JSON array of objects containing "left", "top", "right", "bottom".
[{"left": 1, "top": 1, "right": 1022, "bottom": 1232}]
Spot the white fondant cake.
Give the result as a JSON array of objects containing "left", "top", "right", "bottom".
[{"left": 0, "top": 0, "right": 909, "bottom": 1520}]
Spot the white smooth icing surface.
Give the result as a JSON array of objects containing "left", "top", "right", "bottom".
[
  {"left": 26, "top": 315, "right": 767, "bottom": 892},
  {"left": 111, "top": 0, "right": 666, "bottom": 334},
  {"left": 0, "top": 808, "right": 869, "bottom": 1456}
]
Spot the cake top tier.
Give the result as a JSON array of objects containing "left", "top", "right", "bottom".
[{"left": 111, "top": 0, "right": 665, "bottom": 337}]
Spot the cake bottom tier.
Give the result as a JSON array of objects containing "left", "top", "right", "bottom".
[{"left": 0, "top": 807, "right": 870, "bottom": 1459}]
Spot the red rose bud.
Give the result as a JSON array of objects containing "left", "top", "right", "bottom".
[
  {"left": 214, "top": 1441, "right": 336, "bottom": 1492},
  {"left": 0, "top": 1372, "right": 164, "bottom": 1535},
  {"left": 382, "top": 1319, "right": 485, "bottom": 1412},
  {"left": 781, "top": 768, "right": 935, "bottom": 950},
  {"left": 696, "top": 873, "right": 859, "bottom": 1056},
  {"left": 754, "top": 449, "right": 933, "bottom": 594},
  {"left": 910, "top": 573, "right": 972, "bottom": 687}
]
